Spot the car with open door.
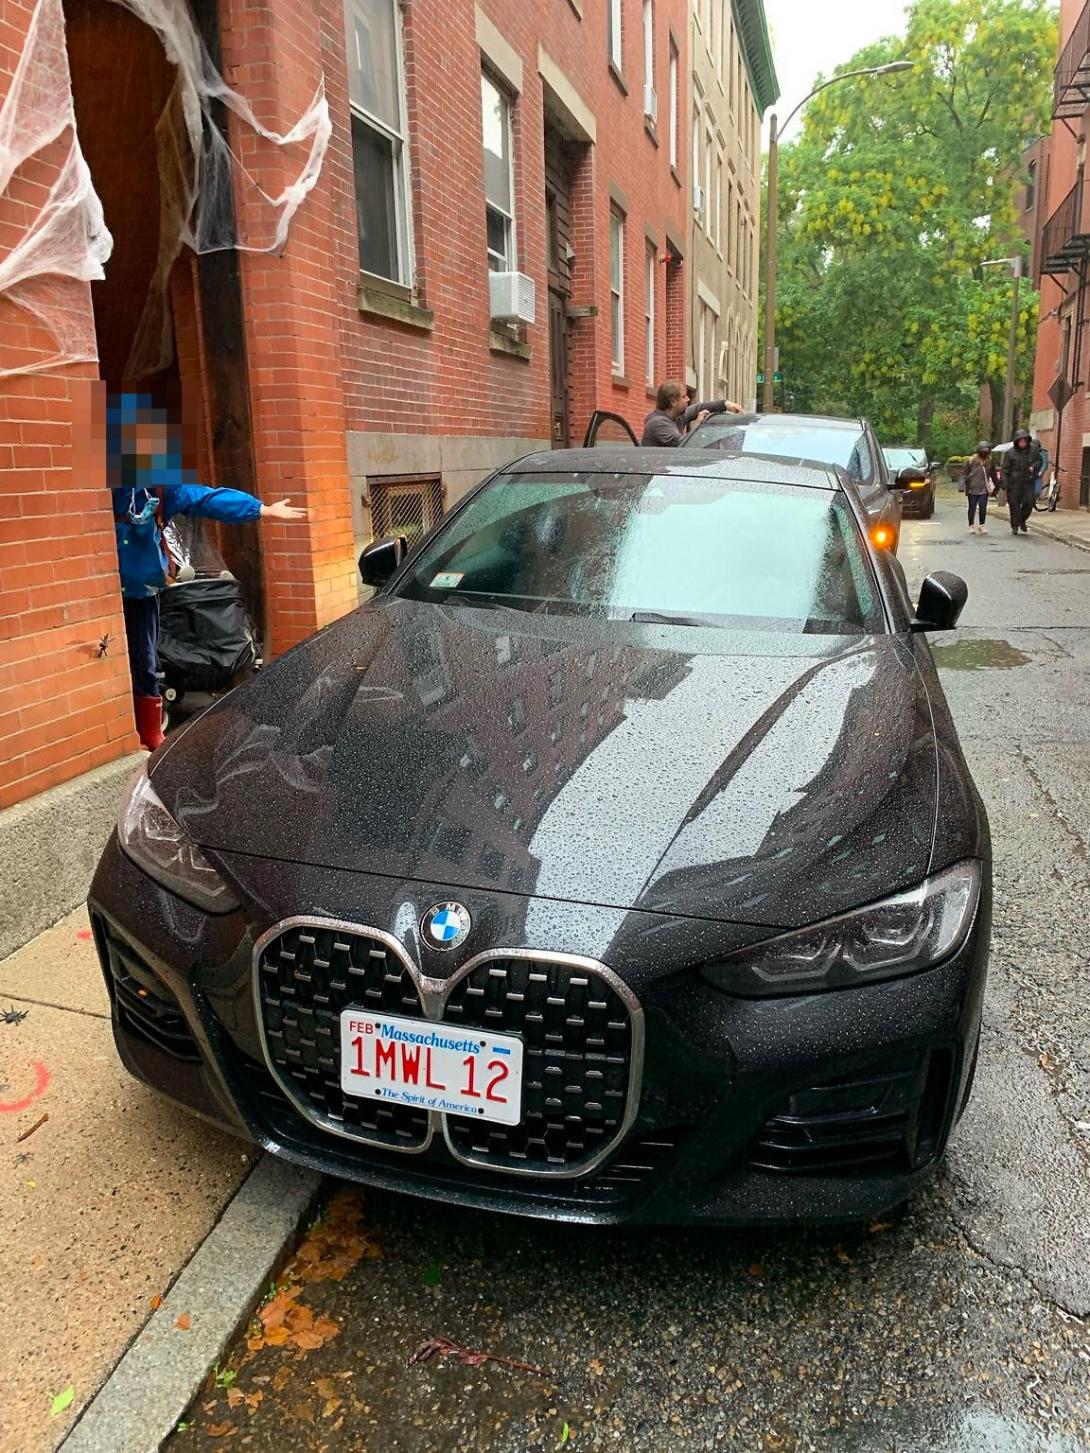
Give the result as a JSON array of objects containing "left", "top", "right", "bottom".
[
  {"left": 583, "top": 410, "right": 640, "bottom": 448},
  {"left": 90, "top": 448, "right": 988, "bottom": 1227}
]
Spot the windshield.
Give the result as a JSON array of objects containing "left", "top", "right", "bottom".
[
  {"left": 684, "top": 419, "right": 874, "bottom": 485},
  {"left": 883, "top": 448, "right": 926, "bottom": 471},
  {"left": 395, "top": 471, "right": 882, "bottom": 635}
]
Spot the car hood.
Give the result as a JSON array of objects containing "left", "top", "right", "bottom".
[{"left": 154, "top": 599, "right": 937, "bottom": 930}]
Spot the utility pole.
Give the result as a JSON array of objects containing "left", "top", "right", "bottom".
[{"left": 1002, "top": 256, "right": 1023, "bottom": 443}]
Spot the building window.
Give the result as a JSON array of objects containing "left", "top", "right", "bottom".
[
  {"left": 668, "top": 40, "right": 678, "bottom": 167},
  {"left": 481, "top": 72, "right": 516, "bottom": 272},
  {"left": 367, "top": 474, "right": 443, "bottom": 544},
  {"left": 645, "top": 242, "right": 656, "bottom": 384},
  {"left": 739, "top": 211, "right": 748, "bottom": 295},
  {"left": 610, "top": 207, "right": 625, "bottom": 373},
  {"left": 692, "top": 102, "right": 701, "bottom": 218},
  {"left": 726, "top": 177, "right": 734, "bottom": 270},
  {"left": 714, "top": 152, "right": 723, "bottom": 250},
  {"left": 608, "top": 0, "right": 622, "bottom": 69},
  {"left": 344, "top": 0, "right": 411, "bottom": 283},
  {"left": 1026, "top": 159, "right": 1037, "bottom": 212},
  {"left": 705, "top": 122, "right": 713, "bottom": 234},
  {"left": 643, "top": 0, "right": 653, "bottom": 88}
]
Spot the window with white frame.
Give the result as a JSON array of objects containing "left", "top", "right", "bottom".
[
  {"left": 692, "top": 100, "right": 701, "bottom": 217},
  {"left": 643, "top": 0, "right": 653, "bottom": 90},
  {"left": 344, "top": 0, "right": 412, "bottom": 283},
  {"left": 714, "top": 152, "right": 723, "bottom": 250},
  {"left": 481, "top": 71, "right": 516, "bottom": 273},
  {"left": 726, "top": 176, "right": 734, "bottom": 269},
  {"left": 610, "top": 207, "right": 625, "bottom": 372},
  {"left": 704, "top": 122, "right": 713, "bottom": 233},
  {"left": 645, "top": 242, "right": 655, "bottom": 384},
  {"left": 608, "top": 0, "right": 622, "bottom": 69},
  {"left": 668, "top": 40, "right": 678, "bottom": 167}
]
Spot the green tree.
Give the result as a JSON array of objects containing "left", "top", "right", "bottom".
[{"left": 764, "top": 0, "right": 1057, "bottom": 447}]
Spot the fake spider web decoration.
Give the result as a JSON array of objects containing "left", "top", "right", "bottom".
[{"left": 0, "top": 0, "right": 332, "bottom": 381}]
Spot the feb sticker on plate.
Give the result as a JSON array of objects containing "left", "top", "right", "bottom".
[
  {"left": 431, "top": 572, "right": 464, "bottom": 590},
  {"left": 340, "top": 1010, "right": 524, "bottom": 1125}
]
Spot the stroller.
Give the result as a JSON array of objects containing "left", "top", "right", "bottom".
[{"left": 158, "top": 516, "right": 259, "bottom": 725}]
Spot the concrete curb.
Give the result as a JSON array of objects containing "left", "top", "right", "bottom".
[
  {"left": 1030, "top": 518, "right": 1090, "bottom": 554},
  {"left": 60, "top": 1156, "right": 322, "bottom": 1453}
]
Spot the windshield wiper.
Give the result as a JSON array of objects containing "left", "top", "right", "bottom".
[{"left": 628, "top": 609, "right": 719, "bottom": 628}]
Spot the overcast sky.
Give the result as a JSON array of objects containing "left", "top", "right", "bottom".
[{"left": 762, "top": 0, "right": 910, "bottom": 140}]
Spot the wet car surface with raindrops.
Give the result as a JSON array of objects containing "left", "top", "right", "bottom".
[{"left": 89, "top": 451, "right": 990, "bottom": 1225}]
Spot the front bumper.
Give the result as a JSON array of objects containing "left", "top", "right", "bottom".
[{"left": 88, "top": 836, "right": 990, "bottom": 1226}]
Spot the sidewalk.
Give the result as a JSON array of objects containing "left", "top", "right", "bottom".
[
  {"left": 1028, "top": 505, "right": 1090, "bottom": 553},
  {"left": 0, "top": 908, "right": 256, "bottom": 1453}
]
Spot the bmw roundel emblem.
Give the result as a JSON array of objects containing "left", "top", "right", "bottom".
[{"left": 423, "top": 902, "right": 472, "bottom": 952}]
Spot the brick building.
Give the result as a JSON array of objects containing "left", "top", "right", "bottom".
[
  {"left": 0, "top": 0, "right": 773, "bottom": 951},
  {"left": 1027, "top": 0, "right": 1090, "bottom": 507}
]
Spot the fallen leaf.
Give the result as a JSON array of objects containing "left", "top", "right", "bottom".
[
  {"left": 272, "top": 1365, "right": 293, "bottom": 1393},
  {"left": 834, "top": 1247, "right": 852, "bottom": 1265},
  {"left": 175, "top": 1313, "right": 192, "bottom": 1331},
  {"left": 205, "top": 1422, "right": 237, "bottom": 1438},
  {"left": 290, "top": 1402, "right": 316, "bottom": 1424},
  {"left": 747, "top": 1263, "right": 764, "bottom": 1278},
  {"left": 556, "top": 1423, "right": 572, "bottom": 1449},
  {"left": 587, "top": 1358, "right": 605, "bottom": 1376},
  {"left": 868, "top": 1221, "right": 894, "bottom": 1235},
  {"left": 227, "top": 1387, "right": 244, "bottom": 1408},
  {"left": 315, "top": 1378, "right": 339, "bottom": 1399},
  {"left": 322, "top": 1397, "right": 343, "bottom": 1418},
  {"left": 50, "top": 1386, "right": 75, "bottom": 1417},
  {"left": 1039, "top": 1052, "right": 1053, "bottom": 1071},
  {"left": 149, "top": 1295, "right": 162, "bottom": 1311}
]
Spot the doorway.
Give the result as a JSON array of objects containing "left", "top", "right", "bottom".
[
  {"left": 1081, "top": 446, "right": 1090, "bottom": 509},
  {"left": 545, "top": 126, "right": 576, "bottom": 448},
  {"left": 63, "top": 0, "right": 264, "bottom": 631}
]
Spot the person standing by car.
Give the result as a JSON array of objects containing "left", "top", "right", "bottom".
[
  {"left": 641, "top": 381, "right": 744, "bottom": 446},
  {"left": 963, "top": 442, "right": 997, "bottom": 535},
  {"left": 110, "top": 393, "right": 307, "bottom": 752},
  {"left": 1002, "top": 427, "right": 1042, "bottom": 535}
]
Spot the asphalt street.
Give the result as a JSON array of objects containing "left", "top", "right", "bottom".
[{"left": 170, "top": 491, "right": 1090, "bottom": 1453}]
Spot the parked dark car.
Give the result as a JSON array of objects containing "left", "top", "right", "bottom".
[
  {"left": 883, "top": 447, "right": 935, "bottom": 518},
  {"left": 90, "top": 450, "right": 989, "bottom": 1227},
  {"left": 584, "top": 410, "right": 904, "bottom": 551}
]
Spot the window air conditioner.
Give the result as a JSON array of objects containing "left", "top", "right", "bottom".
[
  {"left": 644, "top": 85, "right": 658, "bottom": 123},
  {"left": 693, "top": 182, "right": 705, "bottom": 213},
  {"left": 489, "top": 271, "right": 536, "bottom": 324}
]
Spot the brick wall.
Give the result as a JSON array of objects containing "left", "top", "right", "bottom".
[{"left": 0, "top": 0, "right": 136, "bottom": 811}]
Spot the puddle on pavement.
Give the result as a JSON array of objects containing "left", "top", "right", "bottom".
[
  {"left": 871, "top": 1409, "right": 1089, "bottom": 1453},
  {"left": 931, "top": 638, "right": 1032, "bottom": 671}
]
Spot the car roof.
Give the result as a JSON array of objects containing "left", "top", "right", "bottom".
[
  {"left": 690, "top": 411, "right": 866, "bottom": 432},
  {"left": 509, "top": 447, "right": 843, "bottom": 491}
]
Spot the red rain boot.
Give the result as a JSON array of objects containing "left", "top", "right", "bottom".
[{"left": 133, "top": 693, "right": 166, "bottom": 752}]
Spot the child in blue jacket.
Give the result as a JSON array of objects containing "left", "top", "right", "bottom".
[{"left": 110, "top": 394, "right": 306, "bottom": 750}]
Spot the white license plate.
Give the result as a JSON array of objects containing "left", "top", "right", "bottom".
[{"left": 339, "top": 1009, "right": 524, "bottom": 1126}]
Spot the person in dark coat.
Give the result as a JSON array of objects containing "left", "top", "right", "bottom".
[
  {"left": 641, "top": 380, "right": 743, "bottom": 446},
  {"left": 1001, "top": 427, "right": 1042, "bottom": 535},
  {"left": 110, "top": 393, "right": 306, "bottom": 751}
]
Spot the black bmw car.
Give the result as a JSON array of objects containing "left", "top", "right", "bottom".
[{"left": 89, "top": 450, "right": 990, "bottom": 1226}]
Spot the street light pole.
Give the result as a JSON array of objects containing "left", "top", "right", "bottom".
[
  {"left": 761, "top": 61, "right": 913, "bottom": 415},
  {"left": 1003, "top": 257, "right": 1023, "bottom": 442},
  {"left": 982, "top": 255, "right": 1024, "bottom": 442}
]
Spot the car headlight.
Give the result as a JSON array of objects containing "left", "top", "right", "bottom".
[
  {"left": 701, "top": 861, "right": 981, "bottom": 997},
  {"left": 117, "top": 768, "right": 239, "bottom": 914}
]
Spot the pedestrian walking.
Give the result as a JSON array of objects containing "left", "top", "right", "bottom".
[
  {"left": 1001, "top": 426, "right": 1042, "bottom": 536},
  {"left": 641, "top": 380, "right": 744, "bottom": 446},
  {"left": 110, "top": 393, "right": 307, "bottom": 752},
  {"left": 962, "top": 441, "right": 997, "bottom": 534}
]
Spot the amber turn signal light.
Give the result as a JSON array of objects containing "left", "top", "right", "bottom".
[{"left": 871, "top": 525, "right": 895, "bottom": 550}]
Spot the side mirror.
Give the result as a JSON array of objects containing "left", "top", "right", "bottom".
[
  {"left": 896, "top": 466, "right": 927, "bottom": 488},
  {"left": 911, "top": 571, "right": 967, "bottom": 633},
  {"left": 358, "top": 535, "right": 409, "bottom": 588}
]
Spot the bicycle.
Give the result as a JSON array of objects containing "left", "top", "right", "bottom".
[{"left": 1033, "top": 465, "right": 1062, "bottom": 513}]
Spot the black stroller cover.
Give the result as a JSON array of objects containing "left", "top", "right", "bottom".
[{"left": 159, "top": 517, "right": 257, "bottom": 694}]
